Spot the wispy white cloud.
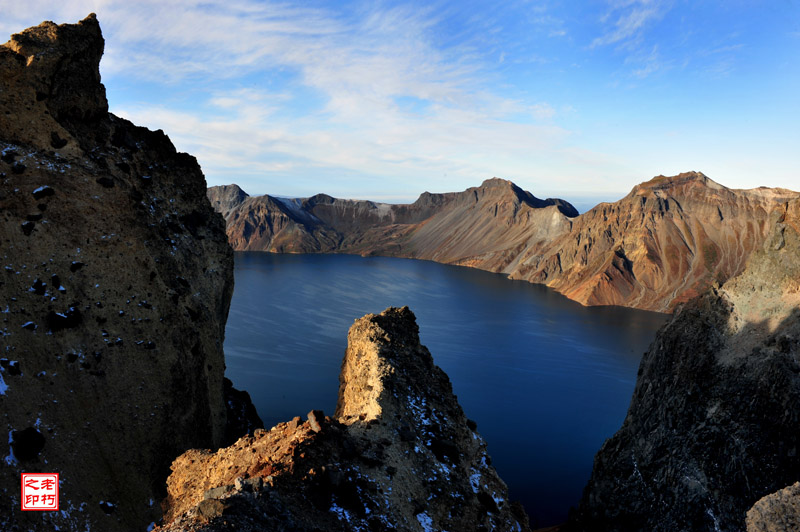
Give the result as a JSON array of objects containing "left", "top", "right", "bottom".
[
  {"left": 591, "top": 0, "right": 671, "bottom": 49},
  {"left": 626, "top": 44, "right": 672, "bottom": 78},
  {"left": 116, "top": 85, "right": 573, "bottom": 198},
  {"left": 11, "top": 0, "right": 747, "bottom": 198},
  {"left": 693, "top": 41, "right": 743, "bottom": 78},
  {"left": 82, "top": 0, "right": 611, "bottom": 197}
]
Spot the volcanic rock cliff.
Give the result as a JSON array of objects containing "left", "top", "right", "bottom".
[
  {"left": 515, "top": 172, "right": 798, "bottom": 311},
  {"left": 155, "top": 307, "right": 530, "bottom": 532},
  {"left": 210, "top": 173, "right": 797, "bottom": 312},
  {"left": 0, "top": 16, "right": 248, "bottom": 530},
  {"left": 746, "top": 482, "right": 800, "bottom": 531},
  {"left": 209, "top": 178, "right": 578, "bottom": 262},
  {"left": 568, "top": 198, "right": 800, "bottom": 531}
]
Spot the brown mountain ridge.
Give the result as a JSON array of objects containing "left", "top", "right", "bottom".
[{"left": 209, "top": 173, "right": 798, "bottom": 312}]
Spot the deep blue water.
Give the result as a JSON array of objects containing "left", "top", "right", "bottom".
[{"left": 224, "top": 252, "right": 667, "bottom": 527}]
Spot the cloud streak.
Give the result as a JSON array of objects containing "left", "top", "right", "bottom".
[
  {"left": 4, "top": 1, "right": 795, "bottom": 197},
  {"left": 591, "top": 0, "right": 670, "bottom": 49},
  {"left": 87, "top": 0, "right": 608, "bottom": 198}
]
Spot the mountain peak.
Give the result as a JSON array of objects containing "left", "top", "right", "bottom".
[
  {"left": 207, "top": 184, "right": 250, "bottom": 219},
  {"left": 3, "top": 14, "right": 107, "bottom": 124},
  {"left": 479, "top": 177, "right": 515, "bottom": 188},
  {"left": 1, "top": 14, "right": 107, "bottom": 154},
  {"left": 474, "top": 178, "right": 578, "bottom": 217},
  {"left": 632, "top": 171, "right": 725, "bottom": 195}
]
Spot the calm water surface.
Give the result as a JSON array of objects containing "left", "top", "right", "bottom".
[{"left": 224, "top": 252, "right": 667, "bottom": 527}]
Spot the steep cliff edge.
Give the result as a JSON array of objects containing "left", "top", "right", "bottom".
[
  {"left": 569, "top": 199, "right": 800, "bottom": 531},
  {"left": 211, "top": 173, "right": 797, "bottom": 312},
  {"left": 156, "top": 307, "right": 530, "bottom": 532},
  {"left": 207, "top": 184, "right": 249, "bottom": 220},
  {"left": 516, "top": 172, "right": 797, "bottom": 311},
  {"left": 0, "top": 16, "right": 242, "bottom": 530}
]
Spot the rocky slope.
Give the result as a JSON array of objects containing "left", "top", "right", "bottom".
[
  {"left": 568, "top": 198, "right": 800, "bottom": 531},
  {"left": 155, "top": 307, "right": 530, "bottom": 532},
  {"left": 210, "top": 173, "right": 797, "bottom": 312},
  {"left": 207, "top": 184, "right": 249, "bottom": 220},
  {"left": 209, "top": 178, "right": 578, "bottom": 264},
  {"left": 0, "top": 15, "right": 255, "bottom": 531},
  {"left": 514, "top": 172, "right": 798, "bottom": 311},
  {"left": 746, "top": 482, "right": 800, "bottom": 532}
]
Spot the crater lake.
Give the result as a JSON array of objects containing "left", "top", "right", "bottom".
[{"left": 224, "top": 252, "right": 668, "bottom": 527}]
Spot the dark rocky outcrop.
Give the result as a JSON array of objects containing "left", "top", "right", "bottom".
[
  {"left": 223, "top": 377, "right": 264, "bottom": 446},
  {"left": 210, "top": 173, "right": 797, "bottom": 312},
  {"left": 568, "top": 199, "right": 800, "bottom": 531},
  {"left": 0, "top": 15, "right": 255, "bottom": 531},
  {"left": 155, "top": 307, "right": 530, "bottom": 532}
]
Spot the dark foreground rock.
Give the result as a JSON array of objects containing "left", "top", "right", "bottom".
[
  {"left": 0, "top": 15, "right": 248, "bottom": 530},
  {"left": 156, "top": 307, "right": 531, "bottom": 532},
  {"left": 569, "top": 199, "right": 800, "bottom": 531},
  {"left": 223, "top": 377, "right": 264, "bottom": 446},
  {"left": 746, "top": 482, "right": 800, "bottom": 532}
]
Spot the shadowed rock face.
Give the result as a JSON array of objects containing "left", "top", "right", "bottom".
[
  {"left": 0, "top": 15, "right": 241, "bottom": 530},
  {"left": 156, "top": 307, "right": 530, "bottom": 532},
  {"left": 569, "top": 199, "right": 800, "bottom": 531},
  {"left": 207, "top": 184, "right": 249, "bottom": 220},
  {"left": 210, "top": 173, "right": 797, "bottom": 312}
]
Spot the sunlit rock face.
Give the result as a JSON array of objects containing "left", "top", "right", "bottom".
[
  {"left": 569, "top": 199, "right": 800, "bottom": 532},
  {"left": 519, "top": 172, "right": 798, "bottom": 312},
  {"left": 208, "top": 177, "right": 577, "bottom": 267},
  {"left": 0, "top": 15, "right": 236, "bottom": 530},
  {"left": 156, "top": 307, "right": 531, "bottom": 532},
  {"left": 210, "top": 172, "right": 798, "bottom": 312},
  {"left": 747, "top": 481, "right": 800, "bottom": 532}
]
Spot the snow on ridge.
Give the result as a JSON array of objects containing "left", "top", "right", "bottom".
[{"left": 274, "top": 197, "right": 322, "bottom": 223}]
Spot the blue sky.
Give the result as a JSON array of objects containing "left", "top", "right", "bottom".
[{"left": 2, "top": 1, "right": 798, "bottom": 206}]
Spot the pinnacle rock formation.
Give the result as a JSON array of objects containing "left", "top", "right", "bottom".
[
  {"left": 156, "top": 307, "right": 530, "bottom": 532},
  {"left": 568, "top": 198, "right": 800, "bottom": 531},
  {"left": 0, "top": 15, "right": 255, "bottom": 530},
  {"left": 209, "top": 172, "right": 798, "bottom": 312}
]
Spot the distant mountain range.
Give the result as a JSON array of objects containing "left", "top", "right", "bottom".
[{"left": 208, "top": 173, "right": 798, "bottom": 312}]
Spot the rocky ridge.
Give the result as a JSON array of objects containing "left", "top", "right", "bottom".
[
  {"left": 568, "top": 198, "right": 800, "bottom": 531},
  {"left": 156, "top": 307, "right": 530, "bottom": 532},
  {"left": 211, "top": 178, "right": 579, "bottom": 264},
  {"left": 516, "top": 172, "right": 798, "bottom": 311},
  {"left": 210, "top": 173, "right": 797, "bottom": 312},
  {"left": 0, "top": 15, "right": 257, "bottom": 530}
]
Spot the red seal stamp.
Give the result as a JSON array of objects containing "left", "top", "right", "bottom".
[{"left": 20, "top": 473, "right": 59, "bottom": 511}]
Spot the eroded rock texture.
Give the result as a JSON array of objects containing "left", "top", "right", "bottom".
[
  {"left": 157, "top": 307, "right": 530, "bottom": 532},
  {"left": 210, "top": 172, "right": 797, "bottom": 312},
  {"left": 746, "top": 482, "right": 800, "bottom": 532},
  {"left": 0, "top": 15, "right": 241, "bottom": 530},
  {"left": 209, "top": 177, "right": 577, "bottom": 268},
  {"left": 569, "top": 199, "right": 800, "bottom": 531},
  {"left": 516, "top": 172, "right": 797, "bottom": 311}
]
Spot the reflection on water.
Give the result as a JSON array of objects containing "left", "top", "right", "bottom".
[{"left": 225, "top": 252, "right": 668, "bottom": 527}]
